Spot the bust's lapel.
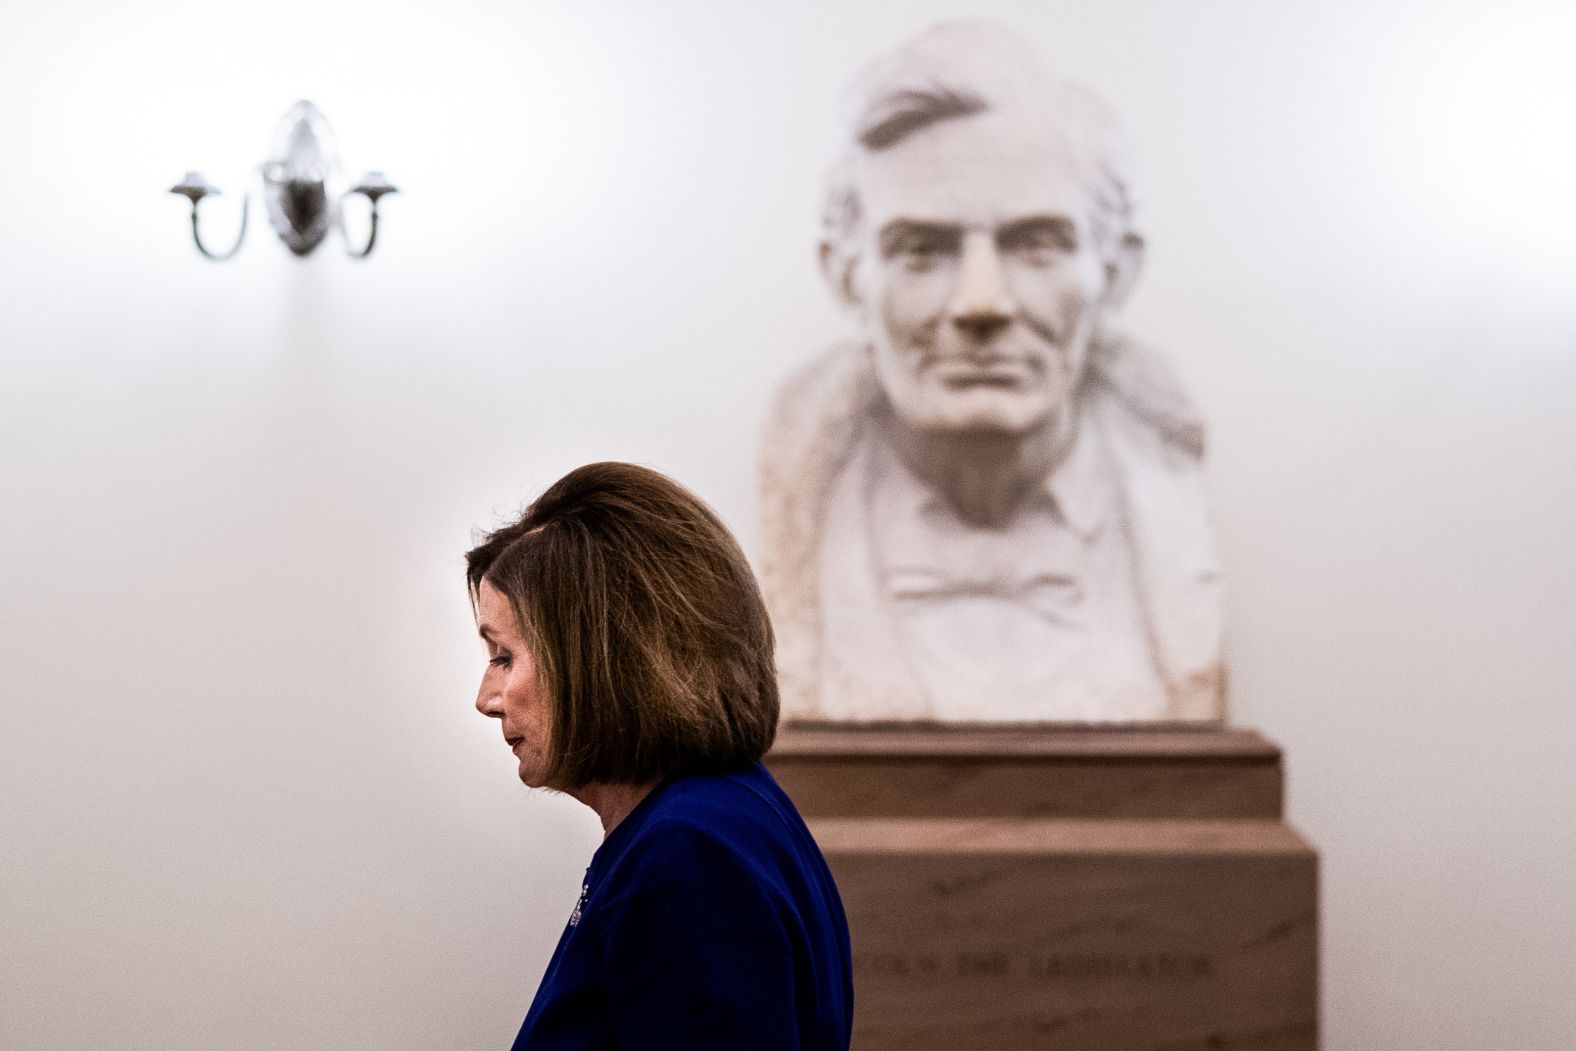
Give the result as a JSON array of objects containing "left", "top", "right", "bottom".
[{"left": 1089, "top": 335, "right": 1225, "bottom": 720}]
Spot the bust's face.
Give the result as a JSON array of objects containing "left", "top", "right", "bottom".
[{"left": 845, "top": 109, "right": 1114, "bottom": 437}]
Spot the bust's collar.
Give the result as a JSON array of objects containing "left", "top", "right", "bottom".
[{"left": 1040, "top": 412, "right": 1111, "bottom": 541}]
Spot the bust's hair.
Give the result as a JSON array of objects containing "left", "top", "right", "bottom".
[
  {"left": 824, "top": 22, "right": 1140, "bottom": 270},
  {"left": 466, "top": 462, "right": 778, "bottom": 788}
]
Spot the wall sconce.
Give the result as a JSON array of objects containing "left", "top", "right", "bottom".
[{"left": 170, "top": 100, "right": 398, "bottom": 261}]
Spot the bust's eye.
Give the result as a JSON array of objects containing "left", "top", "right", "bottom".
[
  {"left": 898, "top": 238, "right": 951, "bottom": 272},
  {"left": 999, "top": 220, "right": 1078, "bottom": 264},
  {"left": 881, "top": 226, "right": 961, "bottom": 273}
]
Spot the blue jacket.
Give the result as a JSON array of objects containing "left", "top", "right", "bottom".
[{"left": 511, "top": 762, "right": 853, "bottom": 1050}]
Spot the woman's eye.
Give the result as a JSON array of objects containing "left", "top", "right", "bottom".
[{"left": 489, "top": 654, "right": 512, "bottom": 669}]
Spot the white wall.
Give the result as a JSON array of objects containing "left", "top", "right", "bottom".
[{"left": 2, "top": 1, "right": 1572, "bottom": 1048}]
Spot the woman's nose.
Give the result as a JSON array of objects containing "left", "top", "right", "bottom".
[
  {"left": 476, "top": 678, "right": 501, "bottom": 718},
  {"left": 949, "top": 231, "right": 1015, "bottom": 341}
]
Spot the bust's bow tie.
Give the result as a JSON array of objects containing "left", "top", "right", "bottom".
[{"left": 882, "top": 566, "right": 1086, "bottom": 625}]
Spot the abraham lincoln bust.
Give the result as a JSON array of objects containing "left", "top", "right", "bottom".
[{"left": 761, "top": 24, "right": 1224, "bottom": 723}]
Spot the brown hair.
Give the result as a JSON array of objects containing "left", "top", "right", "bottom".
[{"left": 466, "top": 462, "right": 778, "bottom": 788}]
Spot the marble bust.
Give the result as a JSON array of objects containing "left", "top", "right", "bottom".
[{"left": 760, "top": 23, "right": 1224, "bottom": 723}]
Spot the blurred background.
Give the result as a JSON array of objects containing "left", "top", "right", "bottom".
[{"left": 1, "top": 0, "right": 1573, "bottom": 1047}]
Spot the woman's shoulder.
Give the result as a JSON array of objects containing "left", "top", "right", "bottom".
[
  {"left": 595, "top": 765, "right": 811, "bottom": 891},
  {"left": 641, "top": 764, "right": 803, "bottom": 848},
  {"left": 657, "top": 762, "right": 791, "bottom": 814}
]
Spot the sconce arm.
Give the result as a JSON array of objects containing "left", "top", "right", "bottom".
[
  {"left": 341, "top": 200, "right": 385, "bottom": 259},
  {"left": 341, "top": 172, "right": 398, "bottom": 259},
  {"left": 186, "top": 194, "right": 249, "bottom": 261}
]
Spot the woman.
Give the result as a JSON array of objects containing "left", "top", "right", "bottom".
[{"left": 468, "top": 462, "right": 853, "bottom": 1050}]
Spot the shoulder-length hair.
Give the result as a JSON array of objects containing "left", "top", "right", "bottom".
[{"left": 466, "top": 462, "right": 778, "bottom": 788}]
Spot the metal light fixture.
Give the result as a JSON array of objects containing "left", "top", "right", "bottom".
[{"left": 170, "top": 100, "right": 398, "bottom": 261}]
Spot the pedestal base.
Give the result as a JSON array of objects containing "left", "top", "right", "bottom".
[{"left": 767, "top": 725, "right": 1318, "bottom": 1050}]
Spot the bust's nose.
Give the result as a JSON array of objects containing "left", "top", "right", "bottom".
[{"left": 949, "top": 231, "right": 1015, "bottom": 342}]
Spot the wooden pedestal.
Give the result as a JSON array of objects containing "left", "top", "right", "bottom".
[{"left": 766, "top": 725, "right": 1318, "bottom": 1050}]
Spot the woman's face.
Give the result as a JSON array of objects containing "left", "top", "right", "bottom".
[{"left": 474, "top": 579, "right": 553, "bottom": 788}]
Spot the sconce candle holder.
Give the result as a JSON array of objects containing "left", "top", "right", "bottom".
[{"left": 170, "top": 100, "right": 397, "bottom": 261}]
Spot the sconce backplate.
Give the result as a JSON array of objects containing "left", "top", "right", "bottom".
[{"left": 262, "top": 101, "right": 341, "bottom": 257}]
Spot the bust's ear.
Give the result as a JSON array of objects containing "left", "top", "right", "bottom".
[
  {"left": 819, "top": 240, "right": 864, "bottom": 311},
  {"left": 1102, "top": 232, "right": 1145, "bottom": 309}
]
